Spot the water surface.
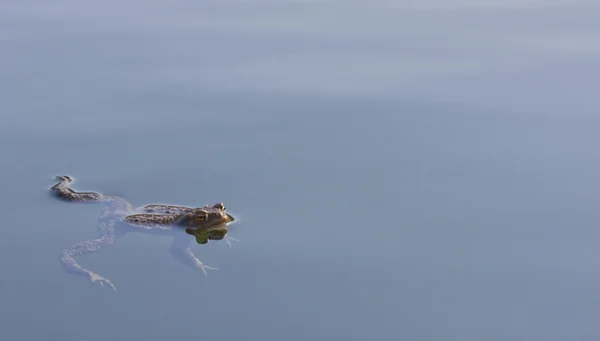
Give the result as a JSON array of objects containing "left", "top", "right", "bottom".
[{"left": 2, "top": 1, "right": 600, "bottom": 340}]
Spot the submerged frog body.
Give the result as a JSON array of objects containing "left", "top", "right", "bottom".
[{"left": 50, "top": 175, "right": 236, "bottom": 291}]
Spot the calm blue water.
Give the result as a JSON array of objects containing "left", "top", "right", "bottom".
[{"left": 2, "top": 1, "right": 600, "bottom": 340}]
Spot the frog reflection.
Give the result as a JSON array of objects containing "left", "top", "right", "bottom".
[{"left": 186, "top": 226, "right": 232, "bottom": 245}]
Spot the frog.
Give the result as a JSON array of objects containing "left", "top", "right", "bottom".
[{"left": 50, "top": 175, "right": 236, "bottom": 291}]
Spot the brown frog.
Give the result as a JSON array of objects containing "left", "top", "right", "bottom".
[{"left": 50, "top": 175, "right": 236, "bottom": 291}]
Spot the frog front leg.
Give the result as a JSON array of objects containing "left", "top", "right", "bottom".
[{"left": 168, "top": 231, "right": 217, "bottom": 275}]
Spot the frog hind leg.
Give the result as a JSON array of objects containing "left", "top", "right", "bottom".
[
  {"left": 50, "top": 175, "right": 103, "bottom": 202},
  {"left": 60, "top": 234, "right": 117, "bottom": 291}
]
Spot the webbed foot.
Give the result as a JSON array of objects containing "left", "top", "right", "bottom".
[
  {"left": 55, "top": 175, "right": 73, "bottom": 183},
  {"left": 224, "top": 234, "right": 239, "bottom": 248},
  {"left": 195, "top": 259, "right": 218, "bottom": 275},
  {"left": 89, "top": 272, "right": 116, "bottom": 291}
]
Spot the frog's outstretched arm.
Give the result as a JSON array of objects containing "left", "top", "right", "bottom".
[{"left": 169, "top": 232, "right": 217, "bottom": 275}]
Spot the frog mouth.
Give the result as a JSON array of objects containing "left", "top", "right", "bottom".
[{"left": 226, "top": 213, "right": 236, "bottom": 223}]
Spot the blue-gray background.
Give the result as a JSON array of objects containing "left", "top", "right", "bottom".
[{"left": 1, "top": 1, "right": 600, "bottom": 340}]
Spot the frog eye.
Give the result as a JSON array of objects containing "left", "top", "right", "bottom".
[{"left": 196, "top": 215, "right": 207, "bottom": 222}]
